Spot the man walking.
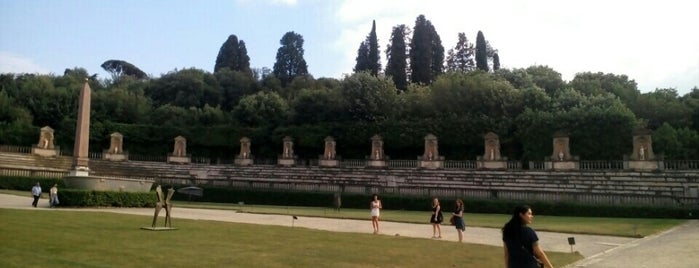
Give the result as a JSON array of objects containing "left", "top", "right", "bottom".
[{"left": 31, "top": 182, "right": 42, "bottom": 207}]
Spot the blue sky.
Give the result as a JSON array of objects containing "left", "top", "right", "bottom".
[{"left": 1, "top": 0, "right": 697, "bottom": 94}]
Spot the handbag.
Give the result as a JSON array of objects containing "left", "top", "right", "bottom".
[{"left": 449, "top": 215, "right": 456, "bottom": 225}]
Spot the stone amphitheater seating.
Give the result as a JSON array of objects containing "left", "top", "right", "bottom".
[{"left": 0, "top": 152, "right": 697, "bottom": 207}]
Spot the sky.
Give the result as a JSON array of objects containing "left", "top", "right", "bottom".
[{"left": 1, "top": 0, "right": 697, "bottom": 94}]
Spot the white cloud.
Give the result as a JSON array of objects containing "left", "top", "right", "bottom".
[
  {"left": 332, "top": 0, "right": 699, "bottom": 93},
  {"left": 0, "top": 52, "right": 49, "bottom": 74}
]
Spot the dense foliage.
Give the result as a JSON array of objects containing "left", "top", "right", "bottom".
[{"left": 1, "top": 16, "right": 697, "bottom": 161}]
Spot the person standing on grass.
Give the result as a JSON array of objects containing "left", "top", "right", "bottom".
[
  {"left": 453, "top": 199, "right": 465, "bottom": 242},
  {"left": 31, "top": 182, "right": 42, "bottom": 207},
  {"left": 370, "top": 194, "right": 382, "bottom": 234},
  {"left": 430, "top": 197, "right": 443, "bottom": 238},
  {"left": 49, "top": 184, "right": 59, "bottom": 207},
  {"left": 502, "top": 205, "right": 554, "bottom": 268}
]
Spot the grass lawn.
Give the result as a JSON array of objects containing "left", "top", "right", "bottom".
[
  {"left": 0, "top": 208, "right": 583, "bottom": 268},
  {"left": 176, "top": 201, "right": 686, "bottom": 237}
]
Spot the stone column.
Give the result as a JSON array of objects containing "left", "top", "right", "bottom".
[
  {"left": 547, "top": 131, "right": 578, "bottom": 170},
  {"left": 72, "top": 79, "right": 91, "bottom": 173},
  {"left": 368, "top": 134, "right": 386, "bottom": 167},
  {"left": 235, "top": 137, "right": 253, "bottom": 166},
  {"left": 278, "top": 136, "right": 295, "bottom": 166},
  {"left": 32, "top": 126, "right": 58, "bottom": 157},
  {"left": 627, "top": 129, "right": 660, "bottom": 170},
  {"left": 478, "top": 132, "right": 506, "bottom": 169},
  {"left": 420, "top": 134, "right": 443, "bottom": 169},
  {"left": 104, "top": 132, "right": 127, "bottom": 161},
  {"left": 319, "top": 136, "right": 339, "bottom": 167},
  {"left": 167, "top": 136, "right": 190, "bottom": 164}
]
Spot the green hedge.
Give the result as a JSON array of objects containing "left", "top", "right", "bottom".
[
  {"left": 58, "top": 189, "right": 155, "bottom": 207},
  {"left": 1, "top": 176, "right": 154, "bottom": 207},
  {"left": 158, "top": 183, "right": 699, "bottom": 219},
  {"left": 3, "top": 176, "right": 697, "bottom": 218}
]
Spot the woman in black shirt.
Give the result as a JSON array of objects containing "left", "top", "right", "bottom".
[{"left": 502, "top": 205, "right": 553, "bottom": 268}]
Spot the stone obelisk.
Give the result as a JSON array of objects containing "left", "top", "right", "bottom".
[{"left": 70, "top": 78, "right": 91, "bottom": 176}]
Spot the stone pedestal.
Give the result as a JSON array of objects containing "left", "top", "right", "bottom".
[
  {"left": 367, "top": 159, "right": 386, "bottom": 168},
  {"left": 104, "top": 152, "right": 128, "bottom": 161},
  {"left": 549, "top": 161, "right": 578, "bottom": 170},
  {"left": 419, "top": 160, "right": 443, "bottom": 169},
  {"left": 68, "top": 168, "right": 90, "bottom": 177},
  {"left": 167, "top": 155, "right": 191, "bottom": 164},
  {"left": 32, "top": 147, "right": 58, "bottom": 157},
  {"left": 478, "top": 160, "right": 507, "bottom": 169},
  {"left": 319, "top": 159, "right": 339, "bottom": 167},
  {"left": 278, "top": 158, "right": 295, "bottom": 167},
  {"left": 627, "top": 160, "right": 660, "bottom": 171},
  {"left": 234, "top": 157, "right": 253, "bottom": 166}
]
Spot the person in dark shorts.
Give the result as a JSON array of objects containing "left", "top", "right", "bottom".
[
  {"left": 430, "top": 197, "right": 443, "bottom": 238},
  {"left": 453, "top": 199, "right": 465, "bottom": 242}
]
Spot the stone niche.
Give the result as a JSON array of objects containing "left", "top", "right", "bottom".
[
  {"left": 319, "top": 136, "right": 339, "bottom": 167},
  {"left": 626, "top": 129, "right": 660, "bottom": 171},
  {"left": 547, "top": 131, "right": 579, "bottom": 170},
  {"left": 103, "top": 132, "right": 128, "bottom": 161},
  {"left": 367, "top": 134, "right": 387, "bottom": 168},
  {"left": 32, "top": 126, "right": 58, "bottom": 157},
  {"left": 234, "top": 137, "right": 254, "bottom": 166},
  {"left": 477, "top": 132, "right": 507, "bottom": 169},
  {"left": 277, "top": 136, "right": 296, "bottom": 166},
  {"left": 167, "top": 135, "right": 191, "bottom": 164},
  {"left": 419, "top": 134, "right": 443, "bottom": 169}
]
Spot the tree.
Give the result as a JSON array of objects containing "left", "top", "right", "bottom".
[
  {"left": 214, "top": 68, "right": 255, "bottom": 111},
  {"left": 445, "top": 32, "right": 475, "bottom": 72},
  {"left": 486, "top": 41, "right": 499, "bottom": 71},
  {"left": 633, "top": 88, "right": 691, "bottom": 129},
  {"left": 214, "top": 35, "right": 252, "bottom": 76},
  {"left": 341, "top": 72, "right": 398, "bottom": 123},
  {"left": 525, "top": 65, "right": 564, "bottom": 96},
  {"left": 385, "top": 24, "right": 410, "bottom": 91},
  {"left": 291, "top": 87, "right": 347, "bottom": 124},
  {"left": 475, "top": 31, "right": 488, "bottom": 71},
  {"left": 146, "top": 68, "right": 222, "bottom": 108},
  {"left": 92, "top": 86, "right": 152, "bottom": 124},
  {"left": 569, "top": 72, "right": 639, "bottom": 106},
  {"left": 101, "top": 60, "right": 148, "bottom": 80},
  {"left": 492, "top": 53, "right": 500, "bottom": 71},
  {"left": 272, "top": 31, "right": 308, "bottom": 86},
  {"left": 410, "top": 15, "right": 444, "bottom": 84},
  {"left": 354, "top": 41, "right": 370, "bottom": 74},
  {"left": 354, "top": 20, "right": 381, "bottom": 76},
  {"left": 430, "top": 28, "right": 445, "bottom": 79},
  {"left": 232, "top": 91, "right": 289, "bottom": 127}
]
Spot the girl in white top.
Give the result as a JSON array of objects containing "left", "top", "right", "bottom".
[{"left": 370, "top": 194, "right": 382, "bottom": 234}]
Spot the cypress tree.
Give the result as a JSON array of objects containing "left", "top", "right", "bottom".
[
  {"left": 410, "top": 15, "right": 443, "bottom": 84},
  {"left": 410, "top": 15, "right": 431, "bottom": 84},
  {"left": 493, "top": 53, "right": 500, "bottom": 71},
  {"left": 215, "top": 35, "right": 241, "bottom": 73},
  {"left": 354, "top": 20, "right": 382, "bottom": 76},
  {"left": 367, "top": 20, "right": 381, "bottom": 76},
  {"left": 354, "top": 41, "right": 370, "bottom": 73},
  {"left": 475, "top": 31, "right": 489, "bottom": 71},
  {"left": 385, "top": 24, "right": 409, "bottom": 91}
]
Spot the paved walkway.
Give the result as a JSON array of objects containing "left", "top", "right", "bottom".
[{"left": 2, "top": 194, "right": 695, "bottom": 267}]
